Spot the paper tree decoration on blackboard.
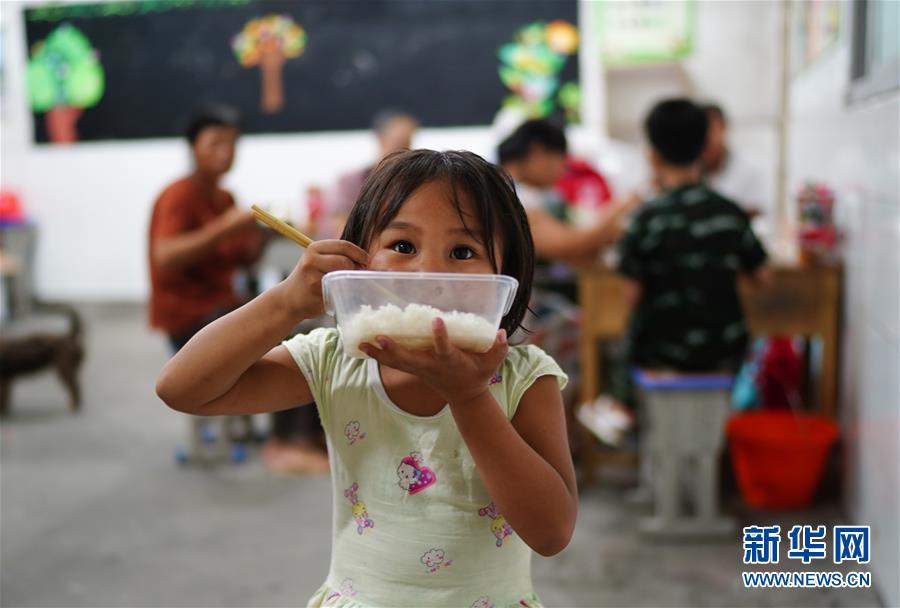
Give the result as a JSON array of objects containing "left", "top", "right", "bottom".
[
  {"left": 26, "top": 24, "right": 104, "bottom": 143},
  {"left": 498, "top": 20, "right": 579, "bottom": 122},
  {"left": 232, "top": 15, "right": 306, "bottom": 114}
]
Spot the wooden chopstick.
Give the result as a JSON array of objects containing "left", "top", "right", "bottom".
[
  {"left": 251, "top": 204, "right": 397, "bottom": 303},
  {"left": 251, "top": 204, "right": 314, "bottom": 248}
]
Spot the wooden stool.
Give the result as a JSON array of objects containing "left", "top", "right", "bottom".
[{"left": 634, "top": 370, "right": 736, "bottom": 539}]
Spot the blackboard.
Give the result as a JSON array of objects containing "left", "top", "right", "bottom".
[{"left": 24, "top": 0, "right": 579, "bottom": 143}]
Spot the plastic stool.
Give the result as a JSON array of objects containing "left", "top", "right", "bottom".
[
  {"left": 633, "top": 369, "right": 736, "bottom": 539},
  {"left": 175, "top": 415, "right": 255, "bottom": 466}
]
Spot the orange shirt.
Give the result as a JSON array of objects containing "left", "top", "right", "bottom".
[{"left": 148, "top": 177, "right": 251, "bottom": 336}]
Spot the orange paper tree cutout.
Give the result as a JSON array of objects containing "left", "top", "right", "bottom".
[{"left": 232, "top": 15, "right": 306, "bottom": 114}]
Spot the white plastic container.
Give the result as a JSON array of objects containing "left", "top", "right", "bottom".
[{"left": 322, "top": 271, "right": 518, "bottom": 358}]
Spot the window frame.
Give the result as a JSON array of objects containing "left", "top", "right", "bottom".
[{"left": 848, "top": 0, "right": 900, "bottom": 104}]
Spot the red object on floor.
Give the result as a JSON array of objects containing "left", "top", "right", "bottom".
[{"left": 727, "top": 411, "right": 838, "bottom": 509}]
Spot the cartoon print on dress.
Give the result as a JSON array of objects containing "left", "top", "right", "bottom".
[
  {"left": 344, "top": 420, "right": 366, "bottom": 445},
  {"left": 323, "top": 578, "right": 358, "bottom": 605},
  {"left": 421, "top": 548, "right": 453, "bottom": 573},
  {"left": 339, "top": 578, "right": 357, "bottom": 597},
  {"left": 479, "top": 502, "right": 513, "bottom": 547},
  {"left": 489, "top": 373, "right": 503, "bottom": 386},
  {"left": 344, "top": 483, "right": 374, "bottom": 534},
  {"left": 396, "top": 451, "right": 437, "bottom": 495},
  {"left": 471, "top": 596, "right": 495, "bottom": 608}
]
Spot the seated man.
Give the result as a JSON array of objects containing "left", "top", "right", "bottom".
[
  {"left": 498, "top": 119, "right": 640, "bottom": 269},
  {"left": 701, "top": 103, "right": 767, "bottom": 217},
  {"left": 149, "top": 107, "right": 265, "bottom": 352},
  {"left": 149, "top": 108, "right": 325, "bottom": 473},
  {"left": 581, "top": 99, "right": 769, "bottom": 445},
  {"left": 318, "top": 110, "right": 418, "bottom": 240}
]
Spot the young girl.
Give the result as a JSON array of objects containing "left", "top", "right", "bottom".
[{"left": 157, "top": 149, "right": 578, "bottom": 607}]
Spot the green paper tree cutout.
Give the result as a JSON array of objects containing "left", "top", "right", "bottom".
[
  {"left": 498, "top": 20, "right": 580, "bottom": 122},
  {"left": 27, "top": 24, "right": 105, "bottom": 143}
]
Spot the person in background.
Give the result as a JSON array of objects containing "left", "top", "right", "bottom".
[
  {"left": 149, "top": 106, "right": 265, "bottom": 352},
  {"left": 555, "top": 156, "right": 615, "bottom": 226},
  {"left": 497, "top": 120, "right": 641, "bottom": 444},
  {"left": 149, "top": 107, "right": 326, "bottom": 474},
  {"left": 498, "top": 119, "right": 640, "bottom": 268},
  {"left": 701, "top": 103, "right": 766, "bottom": 217},
  {"left": 579, "top": 99, "right": 769, "bottom": 445},
  {"left": 317, "top": 109, "right": 419, "bottom": 239}
]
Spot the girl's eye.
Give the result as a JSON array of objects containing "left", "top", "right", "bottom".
[
  {"left": 391, "top": 241, "right": 416, "bottom": 254},
  {"left": 451, "top": 246, "right": 475, "bottom": 260}
]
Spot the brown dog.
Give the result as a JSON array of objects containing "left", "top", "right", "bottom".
[{"left": 0, "top": 304, "right": 84, "bottom": 416}]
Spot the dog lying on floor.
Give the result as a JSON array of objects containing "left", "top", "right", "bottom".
[{"left": 0, "top": 304, "right": 84, "bottom": 416}]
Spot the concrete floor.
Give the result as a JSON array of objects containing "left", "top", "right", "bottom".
[{"left": 0, "top": 305, "right": 883, "bottom": 607}]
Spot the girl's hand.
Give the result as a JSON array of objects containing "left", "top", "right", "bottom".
[
  {"left": 279, "top": 239, "right": 369, "bottom": 319},
  {"left": 359, "top": 318, "right": 509, "bottom": 405}
]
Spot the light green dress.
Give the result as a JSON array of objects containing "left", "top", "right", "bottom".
[{"left": 282, "top": 328, "right": 567, "bottom": 608}]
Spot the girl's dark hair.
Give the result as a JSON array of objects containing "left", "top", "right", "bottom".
[{"left": 340, "top": 149, "right": 534, "bottom": 337}]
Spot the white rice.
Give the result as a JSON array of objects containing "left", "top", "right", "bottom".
[{"left": 340, "top": 303, "right": 497, "bottom": 358}]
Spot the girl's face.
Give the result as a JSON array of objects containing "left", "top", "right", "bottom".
[{"left": 367, "top": 180, "right": 499, "bottom": 275}]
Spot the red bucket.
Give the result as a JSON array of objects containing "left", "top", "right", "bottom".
[{"left": 727, "top": 411, "right": 839, "bottom": 509}]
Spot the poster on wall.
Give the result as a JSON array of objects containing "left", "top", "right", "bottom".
[
  {"left": 23, "top": 0, "right": 578, "bottom": 144},
  {"left": 790, "top": 0, "right": 840, "bottom": 73},
  {"left": 596, "top": 0, "right": 694, "bottom": 66}
]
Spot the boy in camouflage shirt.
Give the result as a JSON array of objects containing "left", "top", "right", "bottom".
[
  {"left": 579, "top": 99, "right": 768, "bottom": 444},
  {"left": 619, "top": 98, "right": 768, "bottom": 373}
]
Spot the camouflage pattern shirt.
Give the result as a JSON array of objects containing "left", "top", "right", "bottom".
[{"left": 617, "top": 183, "right": 767, "bottom": 371}]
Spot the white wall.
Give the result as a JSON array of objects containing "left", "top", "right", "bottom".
[
  {"left": 604, "top": 0, "right": 781, "bottom": 218},
  {"left": 787, "top": 4, "right": 900, "bottom": 606}
]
